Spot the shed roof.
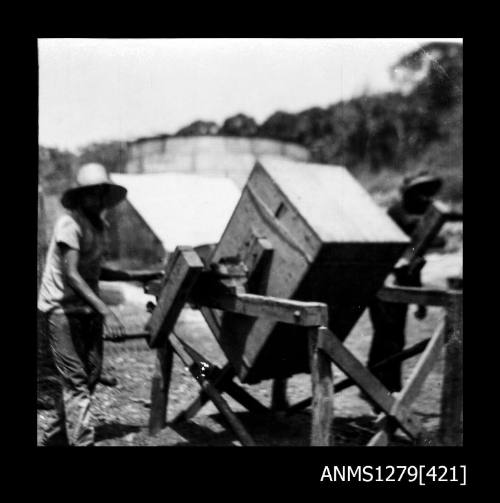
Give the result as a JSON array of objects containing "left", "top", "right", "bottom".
[{"left": 110, "top": 172, "right": 241, "bottom": 251}]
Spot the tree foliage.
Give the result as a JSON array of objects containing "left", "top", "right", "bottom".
[
  {"left": 38, "top": 146, "right": 77, "bottom": 194},
  {"left": 391, "top": 42, "right": 463, "bottom": 111},
  {"left": 255, "top": 42, "right": 462, "bottom": 172},
  {"left": 39, "top": 42, "right": 462, "bottom": 189},
  {"left": 78, "top": 141, "right": 128, "bottom": 173},
  {"left": 175, "top": 120, "right": 220, "bottom": 136},
  {"left": 220, "top": 113, "right": 258, "bottom": 137}
]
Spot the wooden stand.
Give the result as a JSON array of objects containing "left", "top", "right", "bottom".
[
  {"left": 142, "top": 246, "right": 461, "bottom": 447},
  {"left": 145, "top": 246, "right": 333, "bottom": 445},
  {"left": 367, "top": 284, "right": 463, "bottom": 446},
  {"left": 130, "top": 201, "right": 462, "bottom": 446}
]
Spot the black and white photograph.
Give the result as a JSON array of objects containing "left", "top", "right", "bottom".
[{"left": 37, "top": 38, "right": 463, "bottom": 455}]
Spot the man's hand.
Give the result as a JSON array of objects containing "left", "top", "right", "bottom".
[
  {"left": 394, "top": 257, "right": 425, "bottom": 287},
  {"left": 102, "top": 309, "right": 125, "bottom": 340}
]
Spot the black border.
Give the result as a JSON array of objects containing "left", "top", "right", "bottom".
[{"left": 14, "top": 25, "right": 472, "bottom": 492}]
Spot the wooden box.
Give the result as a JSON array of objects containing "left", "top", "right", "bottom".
[{"left": 202, "top": 157, "right": 410, "bottom": 383}]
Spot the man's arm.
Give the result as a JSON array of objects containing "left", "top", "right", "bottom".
[
  {"left": 61, "top": 245, "right": 124, "bottom": 339},
  {"left": 100, "top": 265, "right": 163, "bottom": 283}
]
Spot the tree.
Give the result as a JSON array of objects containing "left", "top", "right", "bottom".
[
  {"left": 257, "top": 111, "right": 299, "bottom": 142},
  {"left": 78, "top": 141, "right": 128, "bottom": 173},
  {"left": 39, "top": 146, "right": 77, "bottom": 194},
  {"left": 175, "top": 120, "right": 220, "bottom": 136},
  {"left": 220, "top": 113, "right": 258, "bottom": 137},
  {"left": 391, "top": 42, "right": 463, "bottom": 111}
]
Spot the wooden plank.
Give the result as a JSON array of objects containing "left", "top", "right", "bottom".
[
  {"left": 367, "top": 430, "right": 390, "bottom": 446},
  {"left": 367, "top": 322, "right": 444, "bottom": 444},
  {"left": 397, "top": 320, "right": 445, "bottom": 409},
  {"left": 148, "top": 342, "right": 174, "bottom": 435},
  {"left": 367, "top": 416, "right": 397, "bottom": 446},
  {"left": 439, "top": 294, "right": 463, "bottom": 445},
  {"left": 318, "top": 328, "right": 394, "bottom": 412},
  {"left": 309, "top": 327, "right": 334, "bottom": 446},
  {"left": 168, "top": 333, "right": 256, "bottom": 446},
  {"left": 172, "top": 363, "right": 234, "bottom": 423},
  {"left": 146, "top": 246, "right": 204, "bottom": 348},
  {"left": 317, "top": 328, "right": 420, "bottom": 439},
  {"left": 401, "top": 200, "right": 449, "bottom": 267},
  {"left": 246, "top": 237, "right": 288, "bottom": 409},
  {"left": 200, "top": 292, "right": 329, "bottom": 327},
  {"left": 286, "top": 337, "right": 430, "bottom": 415},
  {"left": 220, "top": 376, "right": 270, "bottom": 415},
  {"left": 178, "top": 344, "right": 269, "bottom": 417},
  {"left": 377, "top": 285, "right": 460, "bottom": 307},
  {"left": 172, "top": 349, "right": 268, "bottom": 421}
]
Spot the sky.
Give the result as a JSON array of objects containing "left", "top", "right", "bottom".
[{"left": 38, "top": 38, "right": 462, "bottom": 152}]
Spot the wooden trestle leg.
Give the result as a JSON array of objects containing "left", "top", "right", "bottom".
[
  {"left": 309, "top": 326, "right": 334, "bottom": 446},
  {"left": 148, "top": 342, "right": 174, "bottom": 436},
  {"left": 439, "top": 293, "right": 463, "bottom": 445}
]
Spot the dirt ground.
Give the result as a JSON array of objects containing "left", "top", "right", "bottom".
[{"left": 37, "top": 250, "right": 462, "bottom": 447}]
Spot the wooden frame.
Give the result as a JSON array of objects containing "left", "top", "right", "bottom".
[
  {"left": 138, "top": 245, "right": 462, "bottom": 447},
  {"left": 109, "top": 202, "right": 462, "bottom": 446},
  {"left": 146, "top": 246, "right": 333, "bottom": 444}
]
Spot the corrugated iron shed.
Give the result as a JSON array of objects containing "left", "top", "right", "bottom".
[{"left": 110, "top": 172, "right": 241, "bottom": 251}]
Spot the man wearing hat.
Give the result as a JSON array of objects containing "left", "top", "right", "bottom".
[
  {"left": 367, "top": 170, "right": 444, "bottom": 395},
  {"left": 38, "top": 163, "right": 162, "bottom": 446}
]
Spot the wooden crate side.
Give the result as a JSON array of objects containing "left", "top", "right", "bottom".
[
  {"left": 202, "top": 180, "right": 323, "bottom": 380},
  {"left": 299, "top": 242, "right": 407, "bottom": 339},
  {"left": 201, "top": 160, "right": 407, "bottom": 383}
]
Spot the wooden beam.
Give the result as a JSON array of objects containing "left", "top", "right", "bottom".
[
  {"left": 366, "top": 416, "right": 396, "bottom": 447},
  {"left": 146, "top": 246, "right": 204, "bottom": 348},
  {"left": 148, "top": 342, "right": 174, "bottom": 436},
  {"left": 200, "top": 292, "right": 329, "bottom": 327},
  {"left": 172, "top": 357, "right": 268, "bottom": 423},
  {"left": 309, "top": 327, "right": 334, "bottom": 446},
  {"left": 397, "top": 320, "right": 445, "bottom": 410},
  {"left": 172, "top": 363, "right": 234, "bottom": 423},
  {"left": 317, "top": 328, "right": 420, "bottom": 439},
  {"left": 377, "top": 285, "right": 461, "bottom": 307},
  {"left": 168, "top": 333, "right": 256, "bottom": 446},
  {"left": 177, "top": 344, "right": 266, "bottom": 417},
  {"left": 439, "top": 294, "right": 463, "bottom": 445},
  {"left": 366, "top": 321, "right": 445, "bottom": 445},
  {"left": 401, "top": 201, "right": 449, "bottom": 266},
  {"left": 286, "top": 337, "right": 430, "bottom": 415}
]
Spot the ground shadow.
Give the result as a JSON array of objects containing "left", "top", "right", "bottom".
[
  {"left": 167, "top": 420, "right": 243, "bottom": 446},
  {"left": 95, "top": 422, "right": 142, "bottom": 442},
  {"left": 167, "top": 410, "right": 414, "bottom": 446}
]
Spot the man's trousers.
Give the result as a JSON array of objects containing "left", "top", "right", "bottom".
[{"left": 40, "top": 310, "right": 103, "bottom": 446}]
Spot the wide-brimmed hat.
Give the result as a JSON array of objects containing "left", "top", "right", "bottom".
[
  {"left": 61, "top": 163, "right": 127, "bottom": 209},
  {"left": 401, "top": 170, "right": 443, "bottom": 196}
]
